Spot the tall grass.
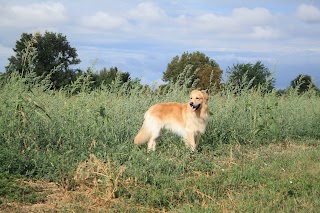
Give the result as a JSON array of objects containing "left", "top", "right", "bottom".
[{"left": 0, "top": 47, "right": 319, "bottom": 211}]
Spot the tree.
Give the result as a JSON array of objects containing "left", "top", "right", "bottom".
[
  {"left": 290, "top": 74, "right": 317, "bottom": 94},
  {"left": 6, "top": 31, "right": 81, "bottom": 89},
  {"left": 162, "top": 51, "right": 222, "bottom": 90},
  {"left": 92, "top": 67, "right": 131, "bottom": 88},
  {"left": 227, "top": 61, "right": 275, "bottom": 91}
]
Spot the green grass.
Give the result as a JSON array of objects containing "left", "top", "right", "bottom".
[
  {"left": 0, "top": 74, "right": 319, "bottom": 212},
  {"left": 0, "top": 173, "right": 47, "bottom": 205}
]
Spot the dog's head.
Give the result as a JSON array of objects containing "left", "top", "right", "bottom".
[{"left": 189, "top": 90, "right": 209, "bottom": 112}]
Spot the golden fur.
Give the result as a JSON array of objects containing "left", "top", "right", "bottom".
[{"left": 134, "top": 90, "right": 209, "bottom": 151}]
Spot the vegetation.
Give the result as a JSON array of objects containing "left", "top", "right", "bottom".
[
  {"left": 6, "top": 31, "right": 81, "bottom": 89},
  {"left": 92, "top": 66, "right": 131, "bottom": 88},
  {"left": 291, "top": 74, "right": 318, "bottom": 94},
  {"left": 226, "top": 61, "right": 275, "bottom": 92},
  {"left": 0, "top": 173, "right": 47, "bottom": 205},
  {"left": 0, "top": 67, "right": 319, "bottom": 211},
  {"left": 162, "top": 51, "right": 223, "bottom": 91},
  {"left": 3, "top": 32, "right": 319, "bottom": 94}
]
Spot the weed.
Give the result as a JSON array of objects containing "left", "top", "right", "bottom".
[
  {"left": 0, "top": 67, "right": 319, "bottom": 211},
  {"left": 0, "top": 173, "right": 47, "bottom": 205}
]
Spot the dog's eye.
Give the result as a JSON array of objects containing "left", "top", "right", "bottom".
[{"left": 196, "top": 97, "right": 199, "bottom": 100}]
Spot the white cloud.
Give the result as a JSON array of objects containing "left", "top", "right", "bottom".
[
  {"left": 128, "top": 2, "right": 167, "bottom": 22},
  {"left": 249, "top": 26, "right": 281, "bottom": 39},
  {"left": 79, "top": 2, "right": 167, "bottom": 33},
  {"left": 297, "top": 4, "right": 320, "bottom": 23},
  {"left": 81, "top": 12, "right": 128, "bottom": 30},
  {"left": 0, "top": 2, "right": 67, "bottom": 28},
  {"left": 76, "top": 5, "right": 278, "bottom": 44},
  {"left": 174, "top": 7, "right": 274, "bottom": 37},
  {"left": 232, "top": 7, "right": 273, "bottom": 25},
  {"left": 78, "top": 3, "right": 177, "bottom": 42}
]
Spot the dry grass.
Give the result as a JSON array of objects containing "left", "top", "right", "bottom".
[
  {"left": 1, "top": 154, "right": 127, "bottom": 212},
  {"left": 74, "top": 153, "right": 126, "bottom": 199},
  {"left": 1, "top": 181, "right": 115, "bottom": 212}
]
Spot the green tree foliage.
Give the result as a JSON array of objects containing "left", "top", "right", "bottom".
[
  {"left": 93, "top": 67, "right": 130, "bottom": 87},
  {"left": 6, "top": 31, "right": 81, "bottom": 89},
  {"left": 227, "top": 61, "right": 275, "bottom": 91},
  {"left": 162, "top": 51, "right": 223, "bottom": 90},
  {"left": 290, "top": 74, "right": 317, "bottom": 94}
]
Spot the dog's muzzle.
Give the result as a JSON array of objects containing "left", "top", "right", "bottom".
[{"left": 190, "top": 102, "right": 201, "bottom": 112}]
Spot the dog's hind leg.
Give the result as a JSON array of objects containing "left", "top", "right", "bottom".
[
  {"left": 147, "top": 136, "right": 156, "bottom": 152},
  {"left": 147, "top": 128, "right": 160, "bottom": 152}
]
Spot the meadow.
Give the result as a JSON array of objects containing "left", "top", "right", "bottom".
[{"left": 0, "top": 73, "right": 319, "bottom": 212}]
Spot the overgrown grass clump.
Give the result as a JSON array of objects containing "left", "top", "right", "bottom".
[{"left": 0, "top": 72, "right": 319, "bottom": 212}]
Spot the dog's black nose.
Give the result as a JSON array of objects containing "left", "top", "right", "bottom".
[{"left": 190, "top": 102, "right": 194, "bottom": 107}]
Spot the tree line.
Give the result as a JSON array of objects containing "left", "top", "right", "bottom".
[{"left": 2, "top": 31, "right": 319, "bottom": 94}]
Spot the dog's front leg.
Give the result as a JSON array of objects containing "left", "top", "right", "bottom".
[
  {"left": 186, "top": 133, "right": 197, "bottom": 151},
  {"left": 195, "top": 133, "right": 201, "bottom": 148}
]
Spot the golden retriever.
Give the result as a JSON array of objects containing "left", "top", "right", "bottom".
[{"left": 134, "top": 90, "right": 209, "bottom": 151}]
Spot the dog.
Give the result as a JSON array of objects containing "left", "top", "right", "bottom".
[{"left": 134, "top": 90, "right": 209, "bottom": 151}]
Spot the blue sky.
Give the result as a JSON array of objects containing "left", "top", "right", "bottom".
[{"left": 1, "top": 0, "right": 320, "bottom": 88}]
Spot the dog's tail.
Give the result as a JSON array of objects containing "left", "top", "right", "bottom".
[{"left": 134, "top": 122, "right": 150, "bottom": 145}]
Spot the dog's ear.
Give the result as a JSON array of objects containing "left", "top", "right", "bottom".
[{"left": 201, "top": 90, "right": 209, "bottom": 102}]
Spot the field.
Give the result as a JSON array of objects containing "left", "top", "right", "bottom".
[{"left": 0, "top": 74, "right": 319, "bottom": 212}]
